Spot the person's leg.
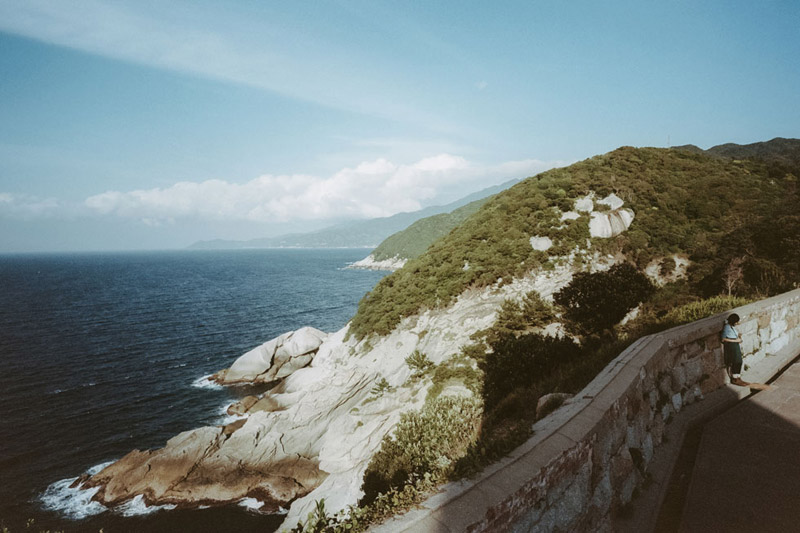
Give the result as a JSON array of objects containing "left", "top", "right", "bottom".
[{"left": 730, "top": 348, "right": 748, "bottom": 385}]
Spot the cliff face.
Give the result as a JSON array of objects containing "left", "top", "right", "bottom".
[{"left": 85, "top": 141, "right": 800, "bottom": 528}]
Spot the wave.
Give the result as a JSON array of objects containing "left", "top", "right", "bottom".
[
  {"left": 117, "top": 494, "right": 177, "bottom": 516},
  {"left": 40, "top": 461, "right": 180, "bottom": 519},
  {"left": 39, "top": 465, "right": 110, "bottom": 520},
  {"left": 47, "top": 382, "right": 99, "bottom": 395},
  {"left": 215, "top": 401, "right": 248, "bottom": 426},
  {"left": 236, "top": 498, "right": 287, "bottom": 515},
  {"left": 191, "top": 374, "right": 223, "bottom": 390},
  {"left": 237, "top": 497, "right": 265, "bottom": 513}
]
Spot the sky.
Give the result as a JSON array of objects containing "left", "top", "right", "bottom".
[{"left": 0, "top": 0, "right": 798, "bottom": 252}]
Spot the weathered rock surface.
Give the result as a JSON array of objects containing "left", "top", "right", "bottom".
[
  {"left": 87, "top": 421, "right": 326, "bottom": 512},
  {"left": 529, "top": 236, "right": 553, "bottom": 251},
  {"left": 347, "top": 254, "right": 407, "bottom": 271},
  {"left": 589, "top": 208, "right": 635, "bottom": 238},
  {"left": 536, "top": 392, "right": 573, "bottom": 418},
  {"left": 645, "top": 254, "right": 691, "bottom": 286},
  {"left": 212, "top": 326, "right": 327, "bottom": 385}
]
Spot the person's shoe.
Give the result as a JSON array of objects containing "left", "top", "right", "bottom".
[{"left": 731, "top": 377, "right": 749, "bottom": 386}]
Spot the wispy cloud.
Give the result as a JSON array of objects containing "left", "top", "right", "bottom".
[
  {"left": 0, "top": 0, "right": 454, "bottom": 132},
  {"left": 79, "top": 154, "right": 565, "bottom": 225},
  {"left": 0, "top": 192, "right": 68, "bottom": 219},
  {"left": 2, "top": 153, "right": 565, "bottom": 225}
]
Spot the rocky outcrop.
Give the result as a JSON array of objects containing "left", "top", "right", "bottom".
[
  {"left": 86, "top": 418, "right": 329, "bottom": 512},
  {"left": 529, "top": 236, "right": 553, "bottom": 251},
  {"left": 82, "top": 251, "right": 618, "bottom": 528},
  {"left": 347, "top": 254, "right": 407, "bottom": 271},
  {"left": 211, "top": 327, "right": 327, "bottom": 385},
  {"left": 645, "top": 254, "right": 690, "bottom": 286},
  {"left": 589, "top": 208, "right": 635, "bottom": 238}
]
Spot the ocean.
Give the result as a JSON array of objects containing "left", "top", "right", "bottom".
[{"left": 0, "top": 249, "right": 388, "bottom": 532}]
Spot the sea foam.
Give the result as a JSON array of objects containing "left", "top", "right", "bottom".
[
  {"left": 117, "top": 494, "right": 177, "bottom": 516},
  {"left": 192, "top": 374, "right": 223, "bottom": 390},
  {"left": 215, "top": 401, "right": 248, "bottom": 426},
  {"left": 39, "top": 462, "right": 114, "bottom": 520}
]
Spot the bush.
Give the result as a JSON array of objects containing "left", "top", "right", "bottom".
[
  {"left": 405, "top": 350, "right": 434, "bottom": 377},
  {"left": 480, "top": 333, "right": 582, "bottom": 409},
  {"left": 554, "top": 263, "right": 655, "bottom": 334},
  {"left": 361, "top": 395, "right": 482, "bottom": 504},
  {"left": 658, "top": 295, "right": 751, "bottom": 328},
  {"left": 427, "top": 354, "right": 482, "bottom": 400},
  {"left": 475, "top": 291, "right": 557, "bottom": 345}
]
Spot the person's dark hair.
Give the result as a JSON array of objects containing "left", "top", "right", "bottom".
[{"left": 727, "top": 313, "right": 740, "bottom": 325}]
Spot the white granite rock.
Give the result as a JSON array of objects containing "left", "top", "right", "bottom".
[
  {"left": 597, "top": 193, "right": 624, "bottom": 210},
  {"left": 213, "top": 327, "right": 327, "bottom": 385},
  {"left": 589, "top": 208, "right": 635, "bottom": 238},
  {"left": 574, "top": 194, "right": 594, "bottom": 213},
  {"left": 347, "top": 254, "right": 407, "bottom": 271},
  {"left": 530, "top": 236, "right": 553, "bottom": 251}
]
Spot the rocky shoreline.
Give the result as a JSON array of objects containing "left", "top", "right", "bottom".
[
  {"left": 79, "top": 254, "right": 594, "bottom": 528},
  {"left": 80, "top": 191, "right": 642, "bottom": 529}
]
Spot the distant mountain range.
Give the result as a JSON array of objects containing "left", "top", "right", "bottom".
[
  {"left": 674, "top": 137, "right": 800, "bottom": 164},
  {"left": 187, "top": 179, "right": 520, "bottom": 250}
]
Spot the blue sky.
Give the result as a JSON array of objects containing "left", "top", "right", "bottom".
[{"left": 1, "top": 0, "right": 798, "bottom": 252}]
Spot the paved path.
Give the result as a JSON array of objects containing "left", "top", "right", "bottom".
[{"left": 680, "top": 362, "right": 800, "bottom": 532}]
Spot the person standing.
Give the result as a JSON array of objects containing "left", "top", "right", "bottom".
[{"left": 722, "top": 313, "right": 748, "bottom": 386}]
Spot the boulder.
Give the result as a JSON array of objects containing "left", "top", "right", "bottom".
[
  {"left": 213, "top": 327, "right": 328, "bottom": 385},
  {"left": 536, "top": 393, "right": 573, "bottom": 419},
  {"left": 226, "top": 395, "right": 259, "bottom": 416},
  {"left": 589, "top": 208, "right": 635, "bottom": 238},
  {"left": 530, "top": 236, "right": 553, "bottom": 251},
  {"left": 87, "top": 410, "right": 330, "bottom": 511}
]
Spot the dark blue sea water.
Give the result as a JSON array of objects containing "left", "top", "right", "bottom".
[{"left": 0, "top": 249, "right": 387, "bottom": 532}]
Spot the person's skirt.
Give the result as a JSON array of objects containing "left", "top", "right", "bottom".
[{"left": 724, "top": 341, "right": 743, "bottom": 370}]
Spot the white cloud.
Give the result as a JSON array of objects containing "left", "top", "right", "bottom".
[
  {"left": 0, "top": 193, "right": 67, "bottom": 219},
  {"left": 82, "top": 154, "right": 566, "bottom": 224},
  {"left": 476, "top": 80, "right": 488, "bottom": 91}
]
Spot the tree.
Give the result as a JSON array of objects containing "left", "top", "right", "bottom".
[
  {"left": 723, "top": 256, "right": 745, "bottom": 296},
  {"left": 554, "top": 263, "right": 655, "bottom": 334}
]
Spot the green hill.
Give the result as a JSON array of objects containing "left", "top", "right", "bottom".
[
  {"left": 369, "top": 197, "right": 491, "bottom": 262},
  {"left": 350, "top": 139, "right": 800, "bottom": 340}
]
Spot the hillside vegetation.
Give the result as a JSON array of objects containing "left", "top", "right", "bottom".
[
  {"left": 350, "top": 140, "right": 800, "bottom": 340},
  {"left": 295, "top": 139, "right": 799, "bottom": 531},
  {"left": 369, "top": 198, "right": 490, "bottom": 262}
]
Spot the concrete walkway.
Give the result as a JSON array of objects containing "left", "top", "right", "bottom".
[{"left": 680, "top": 362, "right": 800, "bottom": 532}]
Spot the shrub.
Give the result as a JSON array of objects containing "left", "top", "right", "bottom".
[
  {"left": 427, "top": 354, "right": 482, "bottom": 400},
  {"left": 369, "top": 377, "right": 393, "bottom": 398},
  {"left": 659, "top": 295, "right": 751, "bottom": 328},
  {"left": 480, "top": 333, "right": 582, "bottom": 409},
  {"left": 405, "top": 350, "right": 434, "bottom": 377},
  {"left": 554, "top": 263, "right": 655, "bottom": 334},
  {"left": 361, "top": 395, "right": 482, "bottom": 504},
  {"left": 475, "top": 291, "right": 557, "bottom": 345}
]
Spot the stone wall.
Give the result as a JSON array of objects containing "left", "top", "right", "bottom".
[{"left": 374, "top": 288, "right": 800, "bottom": 533}]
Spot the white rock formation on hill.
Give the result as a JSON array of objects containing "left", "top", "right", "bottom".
[
  {"left": 347, "top": 254, "right": 407, "bottom": 271},
  {"left": 212, "top": 326, "right": 327, "bottom": 385}
]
